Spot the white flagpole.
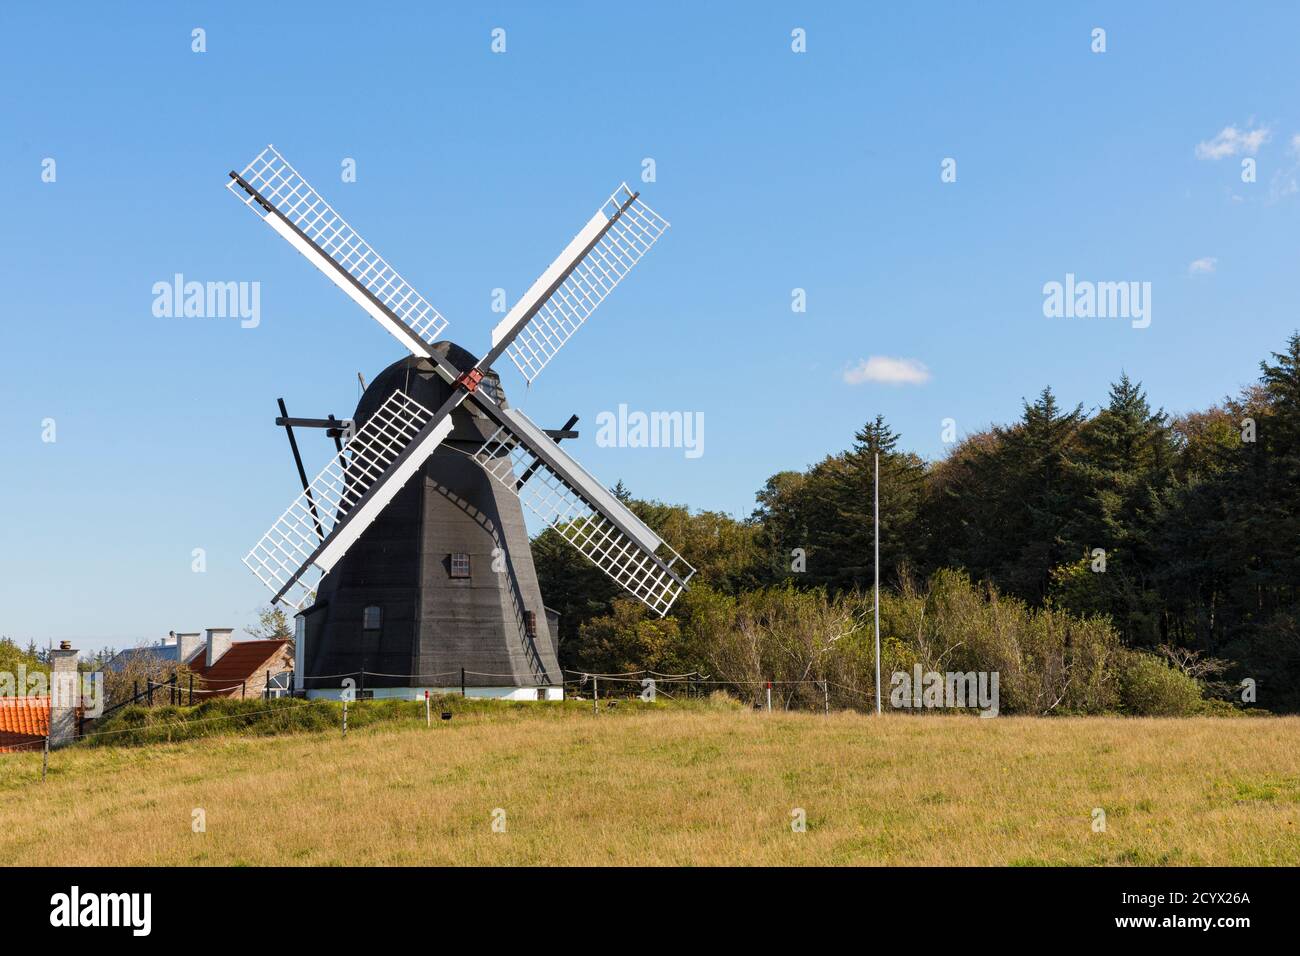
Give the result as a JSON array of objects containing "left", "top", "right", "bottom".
[{"left": 874, "top": 451, "right": 881, "bottom": 716}]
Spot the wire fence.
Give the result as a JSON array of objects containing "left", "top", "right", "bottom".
[
  {"left": 21, "top": 666, "right": 883, "bottom": 721},
  {"left": 560, "top": 669, "right": 880, "bottom": 712},
  {"left": 267, "top": 667, "right": 881, "bottom": 712},
  {"left": 3, "top": 666, "right": 883, "bottom": 779}
]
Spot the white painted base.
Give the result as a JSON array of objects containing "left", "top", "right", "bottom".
[{"left": 305, "top": 686, "right": 564, "bottom": 702}]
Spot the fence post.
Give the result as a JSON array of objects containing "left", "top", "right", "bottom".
[
  {"left": 766, "top": 681, "right": 772, "bottom": 713},
  {"left": 460, "top": 668, "right": 466, "bottom": 698},
  {"left": 425, "top": 690, "right": 430, "bottom": 727},
  {"left": 266, "top": 670, "right": 271, "bottom": 700},
  {"left": 342, "top": 698, "right": 348, "bottom": 737},
  {"left": 170, "top": 674, "right": 176, "bottom": 705},
  {"left": 147, "top": 681, "right": 153, "bottom": 707},
  {"left": 824, "top": 680, "right": 829, "bottom": 716},
  {"left": 593, "top": 676, "right": 599, "bottom": 715},
  {"left": 241, "top": 681, "right": 246, "bottom": 699},
  {"left": 41, "top": 736, "right": 49, "bottom": 782},
  {"left": 133, "top": 680, "right": 138, "bottom": 705},
  {"left": 189, "top": 673, "right": 194, "bottom": 705}
]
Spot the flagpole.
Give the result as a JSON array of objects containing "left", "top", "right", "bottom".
[{"left": 874, "top": 451, "right": 881, "bottom": 716}]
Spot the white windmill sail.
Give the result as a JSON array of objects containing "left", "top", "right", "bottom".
[
  {"left": 470, "top": 404, "right": 695, "bottom": 617},
  {"left": 227, "top": 145, "right": 449, "bottom": 356},
  {"left": 487, "top": 183, "right": 669, "bottom": 383},
  {"left": 243, "top": 389, "right": 457, "bottom": 609}
]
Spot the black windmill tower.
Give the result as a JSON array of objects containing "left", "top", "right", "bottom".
[{"left": 227, "top": 146, "right": 694, "bottom": 698}]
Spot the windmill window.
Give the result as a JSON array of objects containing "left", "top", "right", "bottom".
[
  {"left": 362, "top": 605, "right": 382, "bottom": 631},
  {"left": 450, "top": 553, "right": 471, "bottom": 578}
]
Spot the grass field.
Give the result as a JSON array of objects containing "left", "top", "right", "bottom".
[{"left": 2, "top": 702, "right": 1297, "bottom": 866}]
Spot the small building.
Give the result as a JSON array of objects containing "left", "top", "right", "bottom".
[
  {"left": 104, "top": 629, "right": 294, "bottom": 700},
  {"left": 189, "top": 636, "right": 294, "bottom": 699}
]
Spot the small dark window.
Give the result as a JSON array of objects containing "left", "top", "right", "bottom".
[
  {"left": 524, "top": 610, "right": 537, "bottom": 638},
  {"left": 450, "top": 553, "right": 471, "bottom": 578},
  {"left": 362, "top": 605, "right": 382, "bottom": 631},
  {"left": 536, "top": 688, "right": 547, "bottom": 701}
]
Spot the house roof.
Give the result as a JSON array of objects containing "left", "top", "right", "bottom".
[
  {"left": 190, "top": 640, "right": 291, "bottom": 694},
  {"left": 106, "top": 637, "right": 209, "bottom": 672},
  {"left": 106, "top": 645, "right": 181, "bottom": 670},
  {"left": 0, "top": 697, "right": 55, "bottom": 752}
]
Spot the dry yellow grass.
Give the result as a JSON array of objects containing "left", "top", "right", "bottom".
[{"left": 2, "top": 708, "right": 1298, "bottom": 865}]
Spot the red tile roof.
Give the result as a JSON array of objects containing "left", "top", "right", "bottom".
[
  {"left": 0, "top": 697, "right": 49, "bottom": 752},
  {"left": 190, "top": 640, "right": 291, "bottom": 697}
]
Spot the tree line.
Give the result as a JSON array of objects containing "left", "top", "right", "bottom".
[{"left": 536, "top": 332, "right": 1300, "bottom": 713}]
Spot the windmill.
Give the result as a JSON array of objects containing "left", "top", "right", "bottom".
[{"left": 227, "top": 146, "right": 694, "bottom": 700}]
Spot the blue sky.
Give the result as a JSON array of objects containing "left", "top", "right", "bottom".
[{"left": 2, "top": 2, "right": 1299, "bottom": 651}]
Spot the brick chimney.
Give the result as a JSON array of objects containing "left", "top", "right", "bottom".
[
  {"left": 48, "top": 640, "right": 79, "bottom": 748},
  {"left": 205, "top": 628, "right": 234, "bottom": 668},
  {"left": 176, "top": 632, "right": 202, "bottom": 664}
]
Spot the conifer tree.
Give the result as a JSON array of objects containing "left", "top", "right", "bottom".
[{"left": 993, "top": 388, "right": 1085, "bottom": 602}]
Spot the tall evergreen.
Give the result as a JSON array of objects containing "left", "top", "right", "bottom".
[
  {"left": 1064, "top": 374, "right": 1177, "bottom": 643},
  {"left": 993, "top": 388, "right": 1085, "bottom": 602},
  {"left": 1254, "top": 334, "right": 1300, "bottom": 605},
  {"left": 751, "top": 416, "right": 924, "bottom": 592},
  {"left": 825, "top": 415, "right": 926, "bottom": 590},
  {"left": 922, "top": 429, "right": 1009, "bottom": 585}
]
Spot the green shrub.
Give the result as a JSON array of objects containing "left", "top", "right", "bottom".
[
  {"left": 1197, "top": 696, "right": 1254, "bottom": 717},
  {"left": 1119, "top": 652, "right": 1205, "bottom": 716},
  {"left": 704, "top": 690, "right": 743, "bottom": 711},
  {"left": 90, "top": 697, "right": 365, "bottom": 746},
  {"left": 685, "top": 570, "right": 1134, "bottom": 715}
]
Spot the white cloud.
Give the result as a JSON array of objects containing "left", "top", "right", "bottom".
[
  {"left": 1195, "top": 124, "right": 1271, "bottom": 160},
  {"left": 1188, "top": 257, "right": 1217, "bottom": 275},
  {"left": 843, "top": 356, "right": 931, "bottom": 386}
]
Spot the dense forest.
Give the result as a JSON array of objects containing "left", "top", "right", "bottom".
[{"left": 536, "top": 332, "right": 1300, "bottom": 714}]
